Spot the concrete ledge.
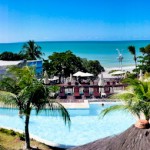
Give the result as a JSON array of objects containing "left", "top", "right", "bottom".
[{"left": 61, "top": 100, "right": 89, "bottom": 109}]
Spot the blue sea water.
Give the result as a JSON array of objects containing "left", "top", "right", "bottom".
[{"left": 0, "top": 40, "right": 150, "bottom": 68}]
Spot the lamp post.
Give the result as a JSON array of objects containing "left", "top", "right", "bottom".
[{"left": 116, "top": 49, "right": 124, "bottom": 71}]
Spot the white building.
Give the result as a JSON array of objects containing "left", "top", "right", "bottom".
[{"left": 0, "top": 60, "right": 43, "bottom": 77}]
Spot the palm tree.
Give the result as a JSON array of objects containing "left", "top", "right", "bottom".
[
  {"left": 20, "top": 40, "right": 43, "bottom": 60},
  {"left": 0, "top": 66, "right": 70, "bottom": 149},
  {"left": 140, "top": 47, "right": 146, "bottom": 55},
  {"left": 48, "top": 85, "right": 60, "bottom": 98},
  {"left": 101, "top": 77, "right": 150, "bottom": 127},
  {"left": 128, "top": 46, "right": 137, "bottom": 68}
]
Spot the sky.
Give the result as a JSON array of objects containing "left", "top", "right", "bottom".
[{"left": 0, "top": 0, "right": 150, "bottom": 42}]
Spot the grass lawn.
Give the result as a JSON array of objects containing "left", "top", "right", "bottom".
[{"left": 0, "top": 130, "right": 65, "bottom": 150}]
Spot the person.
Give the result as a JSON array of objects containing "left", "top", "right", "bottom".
[{"left": 101, "top": 103, "right": 104, "bottom": 106}]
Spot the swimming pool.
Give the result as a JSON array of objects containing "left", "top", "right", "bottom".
[{"left": 0, "top": 103, "right": 135, "bottom": 146}]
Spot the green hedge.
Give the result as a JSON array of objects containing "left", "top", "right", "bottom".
[{"left": 0, "top": 128, "right": 25, "bottom": 140}]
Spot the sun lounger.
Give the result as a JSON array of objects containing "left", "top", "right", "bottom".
[
  {"left": 103, "top": 86, "right": 111, "bottom": 97},
  {"left": 83, "top": 87, "right": 91, "bottom": 98},
  {"left": 74, "top": 86, "right": 81, "bottom": 98},
  {"left": 93, "top": 86, "right": 101, "bottom": 98},
  {"left": 59, "top": 86, "right": 67, "bottom": 99},
  {"left": 106, "top": 81, "right": 110, "bottom": 85}
]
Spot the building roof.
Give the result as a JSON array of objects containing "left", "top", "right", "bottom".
[{"left": 0, "top": 60, "right": 23, "bottom": 66}]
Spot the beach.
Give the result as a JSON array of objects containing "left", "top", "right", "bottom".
[
  {"left": 103, "top": 65, "right": 135, "bottom": 78},
  {"left": 0, "top": 40, "right": 150, "bottom": 68}
]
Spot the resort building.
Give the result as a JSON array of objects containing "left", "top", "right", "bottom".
[{"left": 0, "top": 60, "right": 43, "bottom": 78}]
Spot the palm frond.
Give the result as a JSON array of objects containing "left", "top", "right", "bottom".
[
  {"left": 48, "top": 85, "right": 60, "bottom": 93},
  {"left": 100, "top": 105, "right": 126, "bottom": 118},
  {"left": 102, "top": 77, "right": 150, "bottom": 120},
  {"left": 112, "top": 92, "right": 134, "bottom": 99},
  {"left": 1, "top": 66, "right": 71, "bottom": 128},
  {"left": 46, "top": 99, "right": 71, "bottom": 127},
  {"left": 0, "top": 91, "right": 17, "bottom": 106}
]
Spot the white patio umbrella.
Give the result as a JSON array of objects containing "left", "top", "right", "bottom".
[
  {"left": 73, "top": 71, "right": 86, "bottom": 77},
  {"left": 84, "top": 72, "right": 94, "bottom": 77},
  {"left": 53, "top": 76, "right": 59, "bottom": 80},
  {"left": 110, "top": 70, "right": 125, "bottom": 75},
  {"left": 49, "top": 76, "right": 59, "bottom": 81},
  {"left": 73, "top": 71, "right": 94, "bottom": 77}
]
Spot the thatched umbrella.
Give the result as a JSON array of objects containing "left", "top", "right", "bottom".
[{"left": 69, "top": 123, "right": 150, "bottom": 150}]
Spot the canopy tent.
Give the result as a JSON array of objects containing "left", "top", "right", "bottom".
[
  {"left": 73, "top": 71, "right": 93, "bottom": 77},
  {"left": 110, "top": 70, "right": 125, "bottom": 75}
]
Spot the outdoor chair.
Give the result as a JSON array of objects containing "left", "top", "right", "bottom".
[
  {"left": 83, "top": 86, "right": 91, "bottom": 98},
  {"left": 103, "top": 86, "right": 111, "bottom": 97},
  {"left": 94, "top": 80, "right": 98, "bottom": 85},
  {"left": 106, "top": 81, "right": 110, "bottom": 85},
  {"left": 68, "top": 82, "right": 71, "bottom": 85},
  {"left": 59, "top": 86, "right": 67, "bottom": 99},
  {"left": 74, "top": 86, "right": 81, "bottom": 99},
  {"left": 93, "top": 86, "right": 101, "bottom": 98},
  {"left": 112, "top": 81, "right": 116, "bottom": 85}
]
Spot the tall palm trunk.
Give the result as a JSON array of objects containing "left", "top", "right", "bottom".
[
  {"left": 24, "top": 102, "right": 31, "bottom": 149},
  {"left": 25, "top": 114, "right": 30, "bottom": 149},
  {"left": 134, "top": 55, "right": 137, "bottom": 68}
]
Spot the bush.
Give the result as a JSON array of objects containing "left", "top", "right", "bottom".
[
  {"left": 8, "top": 130, "right": 16, "bottom": 136},
  {"left": 0, "top": 128, "right": 25, "bottom": 140},
  {"left": 16, "top": 132, "right": 25, "bottom": 141}
]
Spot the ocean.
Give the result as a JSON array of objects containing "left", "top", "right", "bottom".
[{"left": 0, "top": 40, "right": 150, "bottom": 68}]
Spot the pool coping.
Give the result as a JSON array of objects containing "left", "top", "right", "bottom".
[
  {"left": 0, "top": 126, "right": 74, "bottom": 149},
  {"left": 60, "top": 99, "right": 122, "bottom": 109},
  {"left": 0, "top": 101, "right": 123, "bottom": 148}
]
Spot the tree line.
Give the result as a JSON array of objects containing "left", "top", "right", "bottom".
[
  {"left": 0, "top": 40, "right": 105, "bottom": 78},
  {"left": 1, "top": 40, "right": 150, "bottom": 75},
  {"left": 128, "top": 44, "right": 150, "bottom": 73}
]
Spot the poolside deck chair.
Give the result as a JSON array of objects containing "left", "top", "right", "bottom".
[
  {"left": 74, "top": 86, "right": 81, "bottom": 99},
  {"left": 106, "top": 81, "right": 110, "bottom": 85},
  {"left": 59, "top": 86, "right": 67, "bottom": 99},
  {"left": 103, "top": 86, "right": 110, "bottom": 97},
  {"left": 93, "top": 86, "right": 101, "bottom": 98},
  {"left": 83, "top": 86, "right": 91, "bottom": 98},
  {"left": 93, "top": 80, "right": 98, "bottom": 85},
  {"left": 68, "top": 82, "right": 71, "bottom": 86}
]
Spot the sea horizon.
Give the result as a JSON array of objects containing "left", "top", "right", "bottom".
[
  {"left": 1, "top": 39, "right": 150, "bottom": 44},
  {"left": 0, "top": 40, "right": 150, "bottom": 68}
]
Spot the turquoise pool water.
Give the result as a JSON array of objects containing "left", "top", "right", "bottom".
[{"left": 0, "top": 104, "right": 135, "bottom": 146}]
